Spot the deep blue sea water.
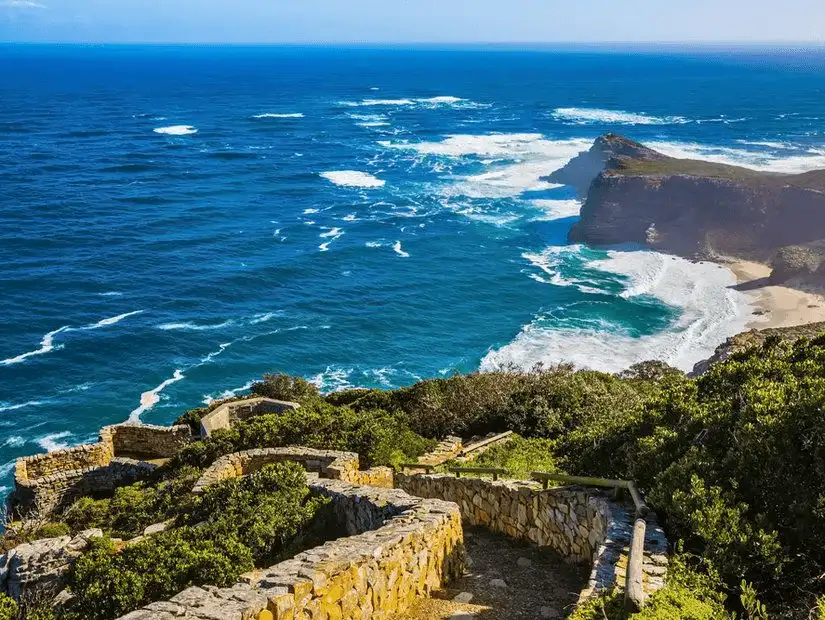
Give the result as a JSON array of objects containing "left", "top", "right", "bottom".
[{"left": 3, "top": 45, "right": 825, "bottom": 494}]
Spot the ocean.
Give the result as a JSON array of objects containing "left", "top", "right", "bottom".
[{"left": 3, "top": 44, "right": 825, "bottom": 495}]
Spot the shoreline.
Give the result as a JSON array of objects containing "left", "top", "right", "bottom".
[{"left": 722, "top": 259, "right": 825, "bottom": 330}]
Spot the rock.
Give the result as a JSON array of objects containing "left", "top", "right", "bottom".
[
  {"left": 453, "top": 591, "right": 474, "bottom": 603},
  {"left": 143, "top": 521, "right": 172, "bottom": 536},
  {"left": 1, "top": 529, "right": 102, "bottom": 599},
  {"left": 540, "top": 605, "right": 560, "bottom": 618},
  {"left": 516, "top": 556, "right": 532, "bottom": 568},
  {"left": 449, "top": 614, "right": 475, "bottom": 620},
  {"left": 489, "top": 578, "right": 508, "bottom": 589}
]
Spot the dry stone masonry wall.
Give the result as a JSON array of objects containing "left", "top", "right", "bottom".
[
  {"left": 12, "top": 423, "right": 192, "bottom": 515},
  {"left": 198, "top": 398, "right": 300, "bottom": 437},
  {"left": 118, "top": 478, "right": 464, "bottom": 620},
  {"left": 192, "top": 447, "right": 394, "bottom": 494},
  {"left": 395, "top": 473, "right": 668, "bottom": 602}
]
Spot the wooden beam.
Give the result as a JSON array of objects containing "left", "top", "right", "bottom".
[{"left": 625, "top": 517, "right": 647, "bottom": 612}]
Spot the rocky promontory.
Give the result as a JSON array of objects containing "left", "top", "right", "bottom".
[{"left": 556, "top": 134, "right": 825, "bottom": 282}]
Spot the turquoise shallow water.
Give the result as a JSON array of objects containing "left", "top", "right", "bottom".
[{"left": 3, "top": 45, "right": 825, "bottom": 494}]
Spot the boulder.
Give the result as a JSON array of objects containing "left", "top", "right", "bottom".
[{"left": 0, "top": 528, "right": 102, "bottom": 599}]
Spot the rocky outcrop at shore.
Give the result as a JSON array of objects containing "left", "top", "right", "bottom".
[{"left": 561, "top": 134, "right": 825, "bottom": 283}]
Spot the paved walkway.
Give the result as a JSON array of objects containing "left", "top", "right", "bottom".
[{"left": 397, "top": 525, "right": 588, "bottom": 620}]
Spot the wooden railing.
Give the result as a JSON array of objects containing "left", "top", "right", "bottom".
[
  {"left": 531, "top": 472, "right": 649, "bottom": 612},
  {"left": 448, "top": 466, "right": 507, "bottom": 481}
]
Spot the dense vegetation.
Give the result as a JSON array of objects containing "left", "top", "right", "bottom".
[
  {"left": 9, "top": 332, "right": 825, "bottom": 618},
  {"left": 61, "top": 462, "right": 328, "bottom": 620}
]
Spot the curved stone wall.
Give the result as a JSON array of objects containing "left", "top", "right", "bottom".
[
  {"left": 395, "top": 472, "right": 669, "bottom": 603},
  {"left": 12, "top": 423, "right": 191, "bottom": 515},
  {"left": 198, "top": 397, "right": 300, "bottom": 438},
  {"left": 192, "top": 447, "right": 394, "bottom": 494},
  {"left": 117, "top": 478, "right": 464, "bottom": 620}
]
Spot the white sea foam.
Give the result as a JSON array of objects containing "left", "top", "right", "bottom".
[
  {"left": 3, "top": 436, "right": 25, "bottom": 447},
  {"left": 319, "top": 227, "right": 343, "bottom": 238},
  {"left": 483, "top": 249, "right": 751, "bottom": 374},
  {"left": 552, "top": 107, "right": 688, "bottom": 126},
  {"left": 0, "top": 326, "right": 69, "bottom": 365},
  {"left": 648, "top": 140, "right": 825, "bottom": 174},
  {"left": 365, "top": 241, "right": 384, "bottom": 248},
  {"left": 250, "top": 312, "right": 280, "bottom": 324},
  {"left": 153, "top": 125, "right": 198, "bottom": 135},
  {"left": 393, "top": 241, "right": 410, "bottom": 258},
  {"left": 0, "top": 400, "right": 44, "bottom": 413},
  {"left": 202, "top": 380, "right": 255, "bottom": 405},
  {"left": 98, "top": 291, "right": 124, "bottom": 297},
  {"left": 303, "top": 208, "right": 319, "bottom": 214},
  {"left": 419, "top": 96, "right": 464, "bottom": 104},
  {"left": 320, "top": 171, "right": 385, "bottom": 188},
  {"left": 1, "top": 311, "right": 143, "bottom": 366},
  {"left": 339, "top": 99, "right": 416, "bottom": 107},
  {"left": 522, "top": 246, "right": 606, "bottom": 294},
  {"left": 251, "top": 113, "right": 304, "bottom": 119},
  {"left": 83, "top": 310, "right": 144, "bottom": 329},
  {"left": 736, "top": 140, "right": 793, "bottom": 150},
  {"left": 200, "top": 342, "right": 232, "bottom": 365},
  {"left": 342, "top": 213, "right": 358, "bottom": 221},
  {"left": 38, "top": 431, "right": 72, "bottom": 453},
  {"left": 531, "top": 199, "right": 582, "bottom": 220},
  {"left": 382, "top": 134, "right": 591, "bottom": 200},
  {"left": 0, "top": 461, "right": 16, "bottom": 478},
  {"left": 157, "top": 320, "right": 233, "bottom": 331},
  {"left": 129, "top": 369, "right": 185, "bottom": 422},
  {"left": 310, "top": 366, "right": 356, "bottom": 392}
]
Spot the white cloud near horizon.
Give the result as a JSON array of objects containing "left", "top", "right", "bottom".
[{"left": 3, "top": 0, "right": 47, "bottom": 8}]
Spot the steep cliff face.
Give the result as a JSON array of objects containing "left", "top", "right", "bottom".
[{"left": 564, "top": 135, "right": 825, "bottom": 264}]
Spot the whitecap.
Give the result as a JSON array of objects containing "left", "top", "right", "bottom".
[
  {"left": 342, "top": 213, "right": 358, "bottom": 221},
  {"left": 98, "top": 291, "right": 124, "bottom": 297},
  {"left": 251, "top": 113, "right": 304, "bottom": 119},
  {"left": 250, "top": 312, "right": 279, "bottom": 324},
  {"left": 551, "top": 107, "right": 688, "bottom": 126},
  {"left": 365, "top": 241, "right": 384, "bottom": 248},
  {"left": 82, "top": 310, "right": 144, "bottom": 329},
  {"left": 157, "top": 320, "right": 233, "bottom": 331},
  {"left": 303, "top": 208, "right": 319, "bottom": 214},
  {"left": 0, "top": 461, "right": 15, "bottom": 477},
  {"left": 531, "top": 199, "right": 582, "bottom": 220},
  {"left": 736, "top": 140, "right": 792, "bottom": 149},
  {"left": 320, "top": 171, "right": 385, "bottom": 188},
  {"left": 37, "top": 431, "right": 72, "bottom": 453},
  {"left": 483, "top": 249, "right": 751, "bottom": 374},
  {"left": 129, "top": 369, "right": 185, "bottom": 422},
  {"left": 319, "top": 227, "right": 343, "bottom": 238},
  {"left": 310, "top": 366, "right": 356, "bottom": 393},
  {"left": 199, "top": 342, "right": 232, "bottom": 364},
  {"left": 418, "top": 96, "right": 464, "bottom": 104},
  {"left": 3, "top": 436, "right": 25, "bottom": 447},
  {"left": 393, "top": 241, "right": 410, "bottom": 258},
  {"left": 0, "top": 326, "right": 69, "bottom": 366},
  {"left": 153, "top": 125, "right": 198, "bottom": 136},
  {"left": 339, "top": 99, "right": 415, "bottom": 107},
  {"left": 202, "top": 380, "right": 255, "bottom": 405},
  {"left": 0, "top": 400, "right": 44, "bottom": 413}
]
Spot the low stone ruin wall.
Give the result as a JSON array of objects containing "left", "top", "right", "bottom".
[
  {"left": 12, "top": 423, "right": 192, "bottom": 515},
  {"left": 13, "top": 457, "right": 158, "bottom": 515},
  {"left": 118, "top": 478, "right": 464, "bottom": 620},
  {"left": 198, "top": 397, "right": 300, "bottom": 438},
  {"left": 395, "top": 473, "right": 668, "bottom": 602},
  {"left": 101, "top": 423, "right": 191, "bottom": 459},
  {"left": 192, "top": 447, "right": 393, "bottom": 494}
]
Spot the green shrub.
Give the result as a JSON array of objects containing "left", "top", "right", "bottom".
[
  {"left": 251, "top": 373, "right": 320, "bottom": 403},
  {"left": 187, "top": 462, "right": 328, "bottom": 564},
  {"left": 460, "top": 435, "right": 556, "bottom": 479},
  {"left": 33, "top": 522, "right": 70, "bottom": 539},
  {"left": 0, "top": 594, "right": 18, "bottom": 620},
  {"left": 67, "top": 531, "right": 252, "bottom": 620}
]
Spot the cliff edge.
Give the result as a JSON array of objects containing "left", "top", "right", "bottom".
[{"left": 561, "top": 135, "right": 825, "bottom": 281}]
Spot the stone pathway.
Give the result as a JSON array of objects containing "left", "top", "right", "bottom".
[{"left": 396, "top": 526, "right": 588, "bottom": 620}]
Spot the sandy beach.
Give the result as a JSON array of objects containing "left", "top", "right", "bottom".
[{"left": 725, "top": 259, "right": 825, "bottom": 329}]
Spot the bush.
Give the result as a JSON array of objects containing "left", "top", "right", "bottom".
[
  {"left": 67, "top": 531, "right": 252, "bottom": 620},
  {"left": 0, "top": 594, "right": 18, "bottom": 620},
  {"left": 251, "top": 373, "right": 320, "bottom": 403},
  {"left": 460, "top": 435, "right": 556, "bottom": 479},
  {"left": 187, "top": 462, "right": 328, "bottom": 564},
  {"left": 171, "top": 402, "right": 434, "bottom": 471}
]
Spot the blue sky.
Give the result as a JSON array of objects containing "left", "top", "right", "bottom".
[{"left": 2, "top": 0, "right": 824, "bottom": 44}]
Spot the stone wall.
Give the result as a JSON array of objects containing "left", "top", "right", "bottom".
[
  {"left": 198, "top": 397, "right": 300, "bottom": 438},
  {"left": 192, "top": 447, "right": 394, "bottom": 494},
  {"left": 101, "top": 423, "right": 192, "bottom": 459},
  {"left": 118, "top": 478, "right": 464, "bottom": 620},
  {"left": 12, "top": 422, "right": 191, "bottom": 515},
  {"left": 396, "top": 473, "right": 668, "bottom": 601}
]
